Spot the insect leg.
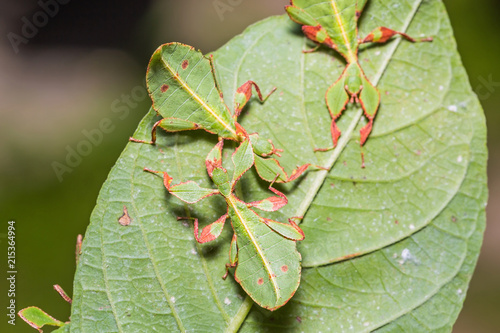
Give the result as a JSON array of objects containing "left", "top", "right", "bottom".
[
  {"left": 208, "top": 54, "right": 225, "bottom": 100},
  {"left": 261, "top": 217, "right": 305, "bottom": 241},
  {"left": 223, "top": 233, "right": 238, "bottom": 279},
  {"left": 253, "top": 155, "right": 312, "bottom": 184},
  {"left": 234, "top": 81, "right": 277, "bottom": 118},
  {"left": 358, "top": 75, "right": 381, "bottom": 146},
  {"left": 247, "top": 181, "right": 288, "bottom": 212},
  {"left": 144, "top": 168, "right": 219, "bottom": 204},
  {"left": 316, "top": 75, "right": 349, "bottom": 151},
  {"left": 129, "top": 117, "right": 200, "bottom": 145},
  {"left": 361, "top": 27, "right": 433, "bottom": 44},
  {"left": 303, "top": 43, "right": 321, "bottom": 54},
  {"left": 178, "top": 214, "right": 228, "bottom": 244}
]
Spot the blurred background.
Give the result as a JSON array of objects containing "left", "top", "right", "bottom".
[{"left": 0, "top": 0, "right": 498, "bottom": 331}]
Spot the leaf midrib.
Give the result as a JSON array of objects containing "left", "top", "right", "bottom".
[
  {"left": 292, "top": 1, "right": 473, "bottom": 332},
  {"left": 223, "top": 3, "right": 429, "bottom": 330},
  {"left": 159, "top": 53, "right": 237, "bottom": 137},
  {"left": 295, "top": 0, "right": 426, "bottom": 222}
]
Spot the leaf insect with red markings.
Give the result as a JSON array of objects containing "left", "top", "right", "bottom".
[
  {"left": 145, "top": 139, "right": 304, "bottom": 311},
  {"left": 286, "top": 0, "right": 432, "bottom": 151},
  {"left": 130, "top": 42, "right": 312, "bottom": 184}
]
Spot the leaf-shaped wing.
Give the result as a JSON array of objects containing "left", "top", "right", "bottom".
[
  {"left": 147, "top": 42, "right": 238, "bottom": 140},
  {"left": 168, "top": 181, "right": 219, "bottom": 204},
  {"left": 228, "top": 198, "right": 301, "bottom": 311},
  {"left": 231, "top": 138, "right": 254, "bottom": 183},
  {"left": 291, "top": 0, "right": 359, "bottom": 60}
]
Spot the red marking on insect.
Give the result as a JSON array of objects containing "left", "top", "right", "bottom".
[
  {"left": 296, "top": 316, "right": 302, "bottom": 323},
  {"left": 378, "top": 27, "right": 399, "bottom": 43},
  {"left": 268, "top": 196, "right": 287, "bottom": 211},
  {"left": 326, "top": 217, "right": 332, "bottom": 222},
  {"left": 205, "top": 141, "right": 224, "bottom": 177},
  {"left": 236, "top": 81, "right": 253, "bottom": 101},
  {"left": 235, "top": 122, "right": 249, "bottom": 139},
  {"left": 182, "top": 60, "right": 189, "bottom": 69},
  {"left": 257, "top": 278, "right": 264, "bottom": 285},
  {"left": 302, "top": 25, "right": 335, "bottom": 49},
  {"left": 360, "top": 120, "right": 373, "bottom": 145},
  {"left": 281, "top": 265, "right": 288, "bottom": 273},
  {"left": 395, "top": 220, "right": 399, "bottom": 225},
  {"left": 199, "top": 226, "right": 218, "bottom": 243},
  {"left": 161, "top": 84, "right": 169, "bottom": 92},
  {"left": 451, "top": 216, "right": 457, "bottom": 223},
  {"left": 288, "top": 164, "right": 311, "bottom": 182}
]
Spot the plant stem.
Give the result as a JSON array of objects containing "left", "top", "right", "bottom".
[
  {"left": 295, "top": 108, "right": 364, "bottom": 219},
  {"left": 225, "top": 296, "right": 253, "bottom": 333},
  {"left": 294, "top": 0, "right": 420, "bottom": 219}
]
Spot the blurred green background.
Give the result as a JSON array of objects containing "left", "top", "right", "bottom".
[{"left": 0, "top": 0, "right": 498, "bottom": 332}]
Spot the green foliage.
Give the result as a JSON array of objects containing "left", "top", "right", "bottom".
[
  {"left": 18, "top": 306, "right": 68, "bottom": 332},
  {"left": 68, "top": 0, "right": 487, "bottom": 332},
  {"left": 147, "top": 43, "right": 238, "bottom": 140}
]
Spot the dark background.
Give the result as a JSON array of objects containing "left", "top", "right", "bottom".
[{"left": 0, "top": 0, "right": 498, "bottom": 331}]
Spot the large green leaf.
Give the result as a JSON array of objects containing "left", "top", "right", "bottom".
[{"left": 70, "top": 0, "right": 487, "bottom": 332}]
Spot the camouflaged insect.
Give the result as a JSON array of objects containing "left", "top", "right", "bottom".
[
  {"left": 145, "top": 139, "right": 304, "bottom": 311},
  {"left": 131, "top": 42, "right": 311, "bottom": 184},
  {"left": 286, "top": 0, "right": 432, "bottom": 149}
]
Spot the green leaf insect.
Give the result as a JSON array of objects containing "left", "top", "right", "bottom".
[
  {"left": 131, "top": 42, "right": 310, "bottom": 183},
  {"left": 145, "top": 138, "right": 305, "bottom": 311},
  {"left": 18, "top": 285, "right": 71, "bottom": 332},
  {"left": 286, "top": 0, "right": 433, "bottom": 149}
]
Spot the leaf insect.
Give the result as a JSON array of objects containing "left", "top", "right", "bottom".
[
  {"left": 145, "top": 139, "right": 304, "bottom": 311},
  {"left": 286, "top": 0, "right": 432, "bottom": 150},
  {"left": 131, "top": 42, "right": 311, "bottom": 184}
]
